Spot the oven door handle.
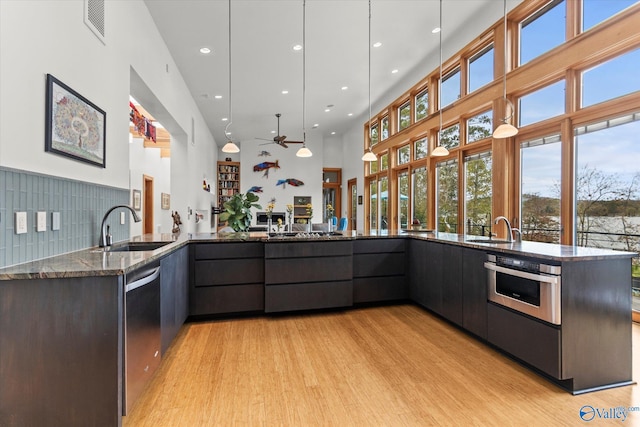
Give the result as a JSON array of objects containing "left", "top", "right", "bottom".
[{"left": 484, "top": 262, "right": 559, "bottom": 284}]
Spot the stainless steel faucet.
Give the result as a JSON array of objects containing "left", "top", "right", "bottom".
[
  {"left": 494, "top": 215, "right": 519, "bottom": 243},
  {"left": 99, "top": 205, "right": 141, "bottom": 247}
]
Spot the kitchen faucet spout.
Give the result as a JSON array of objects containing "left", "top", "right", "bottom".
[
  {"left": 494, "top": 216, "right": 514, "bottom": 243},
  {"left": 99, "top": 205, "right": 141, "bottom": 247}
]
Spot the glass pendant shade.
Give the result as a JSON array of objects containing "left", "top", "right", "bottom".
[
  {"left": 296, "top": 145, "right": 312, "bottom": 157},
  {"left": 362, "top": 150, "right": 377, "bottom": 162},
  {"left": 493, "top": 122, "right": 518, "bottom": 138},
  {"left": 222, "top": 141, "right": 239, "bottom": 153},
  {"left": 432, "top": 145, "right": 449, "bottom": 156}
]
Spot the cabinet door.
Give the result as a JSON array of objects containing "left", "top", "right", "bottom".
[
  {"left": 424, "top": 241, "right": 443, "bottom": 315},
  {"left": 441, "top": 244, "right": 462, "bottom": 325},
  {"left": 160, "top": 246, "right": 189, "bottom": 354},
  {"left": 409, "top": 239, "right": 428, "bottom": 306},
  {"left": 462, "top": 248, "right": 487, "bottom": 339}
]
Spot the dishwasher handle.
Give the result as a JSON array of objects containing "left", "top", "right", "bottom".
[{"left": 126, "top": 267, "right": 160, "bottom": 292}]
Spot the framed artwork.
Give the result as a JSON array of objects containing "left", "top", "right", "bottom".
[
  {"left": 132, "top": 190, "right": 141, "bottom": 211},
  {"left": 161, "top": 193, "right": 170, "bottom": 210},
  {"left": 45, "top": 74, "right": 106, "bottom": 167}
]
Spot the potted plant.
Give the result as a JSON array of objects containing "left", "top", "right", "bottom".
[{"left": 218, "top": 191, "right": 261, "bottom": 232}]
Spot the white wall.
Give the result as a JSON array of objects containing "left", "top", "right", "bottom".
[
  {"left": 0, "top": 0, "right": 217, "bottom": 236},
  {"left": 237, "top": 133, "right": 324, "bottom": 226}
]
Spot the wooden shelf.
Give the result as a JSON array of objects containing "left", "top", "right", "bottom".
[{"left": 217, "top": 161, "right": 240, "bottom": 208}]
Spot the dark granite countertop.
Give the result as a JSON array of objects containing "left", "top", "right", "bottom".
[{"left": 0, "top": 230, "right": 635, "bottom": 280}]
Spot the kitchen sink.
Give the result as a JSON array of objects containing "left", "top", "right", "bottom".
[{"left": 108, "top": 242, "right": 171, "bottom": 252}]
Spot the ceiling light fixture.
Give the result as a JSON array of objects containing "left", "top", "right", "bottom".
[
  {"left": 341, "top": 86, "right": 348, "bottom": 90},
  {"left": 199, "top": 47, "right": 211, "bottom": 54},
  {"left": 493, "top": 0, "right": 518, "bottom": 139},
  {"left": 293, "top": 44, "right": 302, "bottom": 51},
  {"left": 373, "top": 41, "right": 382, "bottom": 48},
  {"left": 222, "top": 0, "right": 239, "bottom": 153},
  {"left": 432, "top": 0, "right": 450, "bottom": 157},
  {"left": 214, "top": 95, "right": 223, "bottom": 99},
  {"left": 282, "top": 90, "right": 289, "bottom": 94},
  {"left": 362, "top": 0, "right": 377, "bottom": 162},
  {"left": 391, "top": 69, "right": 399, "bottom": 74},
  {"left": 296, "top": 0, "right": 312, "bottom": 158},
  {"left": 431, "top": 27, "right": 441, "bottom": 34}
]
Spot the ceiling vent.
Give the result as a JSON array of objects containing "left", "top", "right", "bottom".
[{"left": 84, "top": 0, "right": 105, "bottom": 45}]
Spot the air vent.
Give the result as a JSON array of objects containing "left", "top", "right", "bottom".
[{"left": 84, "top": 0, "right": 106, "bottom": 45}]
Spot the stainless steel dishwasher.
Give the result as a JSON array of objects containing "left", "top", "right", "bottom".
[{"left": 123, "top": 260, "right": 161, "bottom": 415}]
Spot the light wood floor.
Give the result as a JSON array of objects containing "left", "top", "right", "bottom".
[{"left": 124, "top": 304, "right": 640, "bottom": 426}]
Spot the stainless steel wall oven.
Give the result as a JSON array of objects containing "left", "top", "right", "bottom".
[{"left": 485, "top": 254, "right": 561, "bottom": 325}]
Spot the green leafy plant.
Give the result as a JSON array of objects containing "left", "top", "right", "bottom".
[{"left": 218, "top": 191, "right": 261, "bottom": 232}]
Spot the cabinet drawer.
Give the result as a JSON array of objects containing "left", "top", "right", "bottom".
[
  {"left": 353, "top": 276, "right": 408, "bottom": 303},
  {"left": 265, "top": 280, "right": 353, "bottom": 313},
  {"left": 353, "top": 239, "right": 405, "bottom": 254},
  {"left": 353, "top": 253, "right": 405, "bottom": 277},
  {"left": 265, "top": 256, "right": 352, "bottom": 284},
  {"left": 487, "top": 303, "right": 562, "bottom": 379},
  {"left": 191, "top": 284, "right": 264, "bottom": 315},
  {"left": 194, "top": 242, "right": 263, "bottom": 260},
  {"left": 194, "top": 258, "right": 264, "bottom": 286},
  {"left": 265, "top": 240, "right": 352, "bottom": 259}
]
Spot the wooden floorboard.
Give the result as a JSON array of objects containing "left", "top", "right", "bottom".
[{"left": 123, "top": 304, "right": 640, "bottom": 426}]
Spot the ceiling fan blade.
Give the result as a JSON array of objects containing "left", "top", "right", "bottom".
[
  {"left": 279, "top": 141, "right": 289, "bottom": 148},
  {"left": 284, "top": 140, "right": 304, "bottom": 144},
  {"left": 275, "top": 135, "right": 286, "bottom": 142},
  {"left": 255, "top": 137, "right": 273, "bottom": 142},
  {"left": 259, "top": 141, "right": 275, "bottom": 146}
]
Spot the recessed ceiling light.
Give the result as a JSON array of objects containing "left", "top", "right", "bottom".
[
  {"left": 222, "top": 117, "right": 228, "bottom": 121},
  {"left": 373, "top": 42, "right": 382, "bottom": 48},
  {"left": 271, "top": 130, "right": 276, "bottom": 134},
  {"left": 341, "top": 86, "right": 348, "bottom": 91},
  {"left": 313, "top": 123, "right": 319, "bottom": 128},
  {"left": 392, "top": 69, "right": 399, "bottom": 74},
  {"left": 293, "top": 44, "right": 302, "bottom": 51},
  {"left": 282, "top": 90, "right": 289, "bottom": 94},
  {"left": 199, "top": 47, "right": 211, "bottom": 54},
  {"left": 331, "top": 131, "right": 336, "bottom": 135},
  {"left": 214, "top": 95, "right": 223, "bottom": 99},
  {"left": 225, "top": 131, "right": 232, "bottom": 135},
  {"left": 325, "top": 109, "right": 331, "bottom": 112},
  {"left": 432, "top": 27, "right": 441, "bottom": 34},
  {"left": 348, "top": 113, "right": 353, "bottom": 116}
]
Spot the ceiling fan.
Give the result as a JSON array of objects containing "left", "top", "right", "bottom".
[{"left": 256, "top": 113, "right": 303, "bottom": 148}]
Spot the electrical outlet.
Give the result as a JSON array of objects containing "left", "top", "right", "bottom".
[
  {"left": 15, "top": 212, "right": 27, "bottom": 234},
  {"left": 36, "top": 211, "right": 47, "bottom": 232},
  {"left": 120, "top": 212, "right": 126, "bottom": 224}
]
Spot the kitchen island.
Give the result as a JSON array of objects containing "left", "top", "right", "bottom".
[{"left": 0, "top": 231, "right": 636, "bottom": 426}]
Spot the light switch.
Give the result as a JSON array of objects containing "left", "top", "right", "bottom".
[
  {"left": 120, "top": 211, "right": 126, "bottom": 224},
  {"left": 37, "top": 211, "right": 47, "bottom": 232},
  {"left": 52, "top": 212, "right": 60, "bottom": 231},
  {"left": 15, "top": 212, "right": 27, "bottom": 234}
]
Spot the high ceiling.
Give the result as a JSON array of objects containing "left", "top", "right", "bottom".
[{"left": 143, "top": 0, "right": 522, "bottom": 149}]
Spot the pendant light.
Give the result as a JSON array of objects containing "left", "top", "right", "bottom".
[
  {"left": 432, "top": 0, "right": 449, "bottom": 157},
  {"left": 493, "top": 0, "right": 518, "bottom": 139},
  {"left": 222, "top": 0, "right": 240, "bottom": 153},
  {"left": 362, "top": 0, "right": 377, "bottom": 162},
  {"left": 296, "top": 0, "right": 313, "bottom": 158}
]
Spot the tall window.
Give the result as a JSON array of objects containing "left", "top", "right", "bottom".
[
  {"left": 436, "top": 159, "right": 459, "bottom": 232},
  {"left": 379, "top": 176, "right": 389, "bottom": 230},
  {"left": 412, "top": 166, "right": 428, "bottom": 227},
  {"left": 574, "top": 113, "right": 640, "bottom": 311},
  {"left": 468, "top": 44, "right": 494, "bottom": 93},
  {"left": 519, "top": 80, "right": 566, "bottom": 127},
  {"left": 415, "top": 89, "right": 429, "bottom": 121},
  {"left": 467, "top": 110, "right": 493, "bottom": 143},
  {"left": 520, "top": 134, "right": 562, "bottom": 243},
  {"left": 399, "top": 102, "right": 411, "bottom": 131},
  {"left": 465, "top": 152, "right": 492, "bottom": 236},
  {"left": 581, "top": 48, "right": 640, "bottom": 108},
  {"left": 520, "top": 0, "right": 566, "bottom": 65},
  {"left": 398, "top": 170, "right": 409, "bottom": 229},
  {"left": 582, "top": 0, "right": 637, "bottom": 32},
  {"left": 381, "top": 116, "right": 389, "bottom": 140},
  {"left": 440, "top": 68, "right": 461, "bottom": 108},
  {"left": 369, "top": 179, "right": 378, "bottom": 230}
]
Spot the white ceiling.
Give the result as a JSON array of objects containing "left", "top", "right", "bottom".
[{"left": 143, "top": 0, "right": 523, "bottom": 149}]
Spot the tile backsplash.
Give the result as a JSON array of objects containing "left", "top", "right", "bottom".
[{"left": 0, "top": 167, "right": 130, "bottom": 268}]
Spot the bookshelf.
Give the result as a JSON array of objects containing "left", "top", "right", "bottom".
[
  {"left": 217, "top": 161, "right": 240, "bottom": 208},
  {"left": 293, "top": 196, "right": 312, "bottom": 221}
]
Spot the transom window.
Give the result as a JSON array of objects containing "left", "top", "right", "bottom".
[
  {"left": 399, "top": 102, "right": 411, "bottom": 131},
  {"left": 440, "top": 68, "right": 461, "bottom": 108},
  {"left": 414, "top": 138, "right": 428, "bottom": 160},
  {"left": 519, "top": 80, "right": 566, "bottom": 127},
  {"left": 415, "top": 89, "right": 429, "bottom": 121},
  {"left": 370, "top": 123, "right": 379, "bottom": 146},
  {"left": 519, "top": 0, "right": 566, "bottom": 65},
  {"left": 467, "top": 110, "right": 493, "bottom": 143},
  {"left": 468, "top": 44, "right": 494, "bottom": 93},
  {"left": 581, "top": 48, "right": 640, "bottom": 108},
  {"left": 439, "top": 123, "right": 460, "bottom": 149},
  {"left": 582, "top": 0, "right": 637, "bottom": 32},
  {"left": 381, "top": 116, "right": 389, "bottom": 140},
  {"left": 397, "top": 145, "right": 411, "bottom": 165}
]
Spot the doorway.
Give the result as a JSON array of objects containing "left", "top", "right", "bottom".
[
  {"left": 348, "top": 178, "right": 357, "bottom": 231},
  {"left": 143, "top": 175, "right": 154, "bottom": 234},
  {"left": 322, "top": 168, "right": 342, "bottom": 224}
]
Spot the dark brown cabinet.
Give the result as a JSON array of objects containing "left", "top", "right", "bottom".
[
  {"left": 160, "top": 245, "right": 189, "bottom": 354},
  {"left": 190, "top": 242, "right": 264, "bottom": 316},
  {"left": 353, "top": 238, "right": 408, "bottom": 303},
  {"left": 264, "top": 240, "right": 353, "bottom": 312},
  {"left": 461, "top": 247, "right": 487, "bottom": 339}
]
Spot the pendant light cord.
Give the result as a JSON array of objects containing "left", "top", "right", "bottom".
[
  {"left": 224, "top": 0, "right": 233, "bottom": 140},
  {"left": 368, "top": 0, "right": 372, "bottom": 145},
  {"left": 438, "top": 0, "right": 443, "bottom": 136},
  {"left": 502, "top": 0, "right": 507, "bottom": 101},
  {"left": 303, "top": 0, "right": 306, "bottom": 144}
]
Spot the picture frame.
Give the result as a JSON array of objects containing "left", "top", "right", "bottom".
[
  {"left": 45, "top": 74, "right": 106, "bottom": 168},
  {"left": 358, "top": 195, "right": 363, "bottom": 205},
  {"left": 132, "top": 190, "right": 141, "bottom": 211},
  {"left": 161, "top": 193, "right": 170, "bottom": 210}
]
